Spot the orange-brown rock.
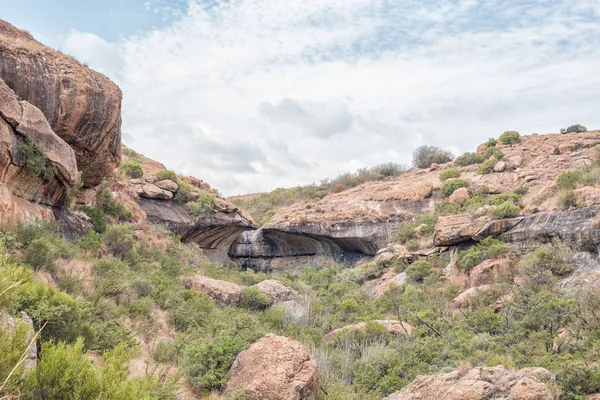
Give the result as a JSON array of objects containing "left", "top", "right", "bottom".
[
  {"left": 0, "top": 76, "right": 78, "bottom": 224},
  {"left": 384, "top": 366, "right": 558, "bottom": 400},
  {"left": 449, "top": 285, "right": 492, "bottom": 310},
  {"left": 324, "top": 320, "right": 412, "bottom": 341},
  {"left": 361, "top": 269, "right": 407, "bottom": 298},
  {"left": 469, "top": 258, "right": 511, "bottom": 287},
  {"left": 225, "top": 334, "right": 319, "bottom": 400},
  {"left": 0, "top": 19, "right": 122, "bottom": 186},
  {"left": 183, "top": 275, "right": 243, "bottom": 306},
  {"left": 449, "top": 187, "right": 469, "bottom": 204},
  {"left": 434, "top": 214, "right": 490, "bottom": 246}
]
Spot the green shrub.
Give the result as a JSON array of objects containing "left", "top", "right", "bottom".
[
  {"left": 454, "top": 152, "right": 484, "bottom": 167},
  {"left": 514, "top": 186, "right": 529, "bottom": 196},
  {"left": 153, "top": 340, "right": 178, "bottom": 364},
  {"left": 0, "top": 321, "right": 30, "bottom": 392},
  {"left": 239, "top": 287, "right": 270, "bottom": 310},
  {"left": 483, "top": 146, "right": 503, "bottom": 160},
  {"left": 498, "top": 131, "right": 521, "bottom": 145},
  {"left": 405, "top": 260, "right": 434, "bottom": 283},
  {"left": 558, "top": 190, "right": 579, "bottom": 210},
  {"left": 553, "top": 147, "right": 561, "bottom": 155},
  {"left": 121, "top": 146, "right": 139, "bottom": 159},
  {"left": 477, "top": 158, "right": 497, "bottom": 175},
  {"left": 95, "top": 185, "right": 132, "bottom": 222},
  {"left": 441, "top": 179, "right": 468, "bottom": 196},
  {"left": 522, "top": 243, "right": 574, "bottom": 277},
  {"left": 182, "top": 333, "right": 247, "bottom": 393},
  {"left": 492, "top": 202, "right": 521, "bottom": 219},
  {"left": 456, "top": 237, "right": 509, "bottom": 271},
  {"left": 406, "top": 240, "right": 420, "bottom": 252},
  {"left": 119, "top": 160, "right": 143, "bottom": 178},
  {"left": 169, "top": 291, "right": 216, "bottom": 332},
  {"left": 16, "top": 137, "right": 55, "bottom": 181},
  {"left": 174, "top": 180, "right": 197, "bottom": 203},
  {"left": 485, "top": 138, "right": 498, "bottom": 147},
  {"left": 372, "top": 162, "right": 407, "bottom": 178},
  {"left": 560, "top": 124, "right": 587, "bottom": 134},
  {"left": 23, "top": 339, "right": 101, "bottom": 399},
  {"left": 439, "top": 167, "right": 461, "bottom": 181},
  {"left": 23, "top": 237, "right": 59, "bottom": 271},
  {"left": 488, "top": 193, "right": 522, "bottom": 207},
  {"left": 185, "top": 192, "right": 216, "bottom": 218},
  {"left": 156, "top": 170, "right": 178, "bottom": 181},
  {"left": 102, "top": 225, "right": 134, "bottom": 257},
  {"left": 412, "top": 145, "right": 454, "bottom": 168},
  {"left": 78, "top": 206, "right": 107, "bottom": 233},
  {"left": 557, "top": 171, "right": 582, "bottom": 190}
]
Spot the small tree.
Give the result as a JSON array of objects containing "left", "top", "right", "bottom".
[
  {"left": 498, "top": 131, "right": 521, "bottom": 145},
  {"left": 412, "top": 145, "right": 454, "bottom": 169},
  {"left": 560, "top": 124, "right": 587, "bottom": 134}
]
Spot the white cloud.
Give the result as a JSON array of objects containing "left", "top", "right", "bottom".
[{"left": 61, "top": 0, "right": 600, "bottom": 195}]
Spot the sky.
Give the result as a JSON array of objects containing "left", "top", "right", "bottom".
[{"left": 2, "top": 0, "right": 600, "bottom": 196}]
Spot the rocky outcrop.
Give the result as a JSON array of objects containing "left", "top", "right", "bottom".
[
  {"left": 361, "top": 269, "right": 407, "bottom": 298},
  {"left": 502, "top": 206, "right": 600, "bottom": 250},
  {"left": 434, "top": 215, "right": 523, "bottom": 246},
  {"left": 139, "top": 197, "right": 255, "bottom": 251},
  {"left": 0, "top": 19, "right": 122, "bottom": 187},
  {"left": 141, "top": 184, "right": 173, "bottom": 200},
  {"left": 253, "top": 280, "right": 300, "bottom": 304},
  {"left": 384, "top": 366, "right": 558, "bottom": 400},
  {"left": 183, "top": 275, "right": 243, "bottom": 306},
  {"left": 0, "top": 311, "right": 37, "bottom": 369},
  {"left": 0, "top": 76, "right": 78, "bottom": 224},
  {"left": 325, "top": 320, "right": 412, "bottom": 341},
  {"left": 225, "top": 334, "right": 319, "bottom": 400}
]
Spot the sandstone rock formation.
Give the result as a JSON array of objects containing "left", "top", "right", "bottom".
[
  {"left": 0, "top": 76, "right": 78, "bottom": 223},
  {"left": 361, "top": 269, "right": 407, "bottom": 298},
  {"left": 0, "top": 19, "right": 122, "bottom": 187},
  {"left": 141, "top": 183, "right": 173, "bottom": 200},
  {"left": 384, "top": 366, "right": 558, "bottom": 400},
  {"left": 183, "top": 275, "right": 243, "bottom": 306},
  {"left": 225, "top": 334, "right": 319, "bottom": 400},
  {"left": 324, "top": 320, "right": 413, "bottom": 341},
  {"left": 253, "top": 280, "right": 300, "bottom": 304}
]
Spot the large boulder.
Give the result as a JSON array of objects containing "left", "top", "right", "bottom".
[
  {"left": 0, "top": 77, "right": 78, "bottom": 223},
  {"left": 0, "top": 19, "right": 122, "bottom": 186},
  {"left": 384, "top": 366, "right": 558, "bottom": 400},
  {"left": 325, "top": 320, "right": 412, "bottom": 341},
  {"left": 253, "top": 280, "right": 300, "bottom": 304},
  {"left": 183, "top": 275, "right": 243, "bottom": 306},
  {"left": 225, "top": 334, "right": 319, "bottom": 400},
  {"left": 141, "top": 183, "right": 173, "bottom": 200}
]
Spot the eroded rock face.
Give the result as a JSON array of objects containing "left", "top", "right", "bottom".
[
  {"left": 0, "top": 19, "right": 122, "bottom": 186},
  {"left": 183, "top": 275, "right": 243, "bottom": 306},
  {"left": 0, "top": 77, "right": 78, "bottom": 224},
  {"left": 225, "top": 334, "right": 319, "bottom": 400},
  {"left": 384, "top": 366, "right": 558, "bottom": 400}
]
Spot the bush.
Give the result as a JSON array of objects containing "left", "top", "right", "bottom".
[
  {"left": 182, "top": 334, "right": 247, "bottom": 393},
  {"left": 454, "top": 152, "right": 484, "bottom": 167},
  {"left": 558, "top": 190, "right": 579, "bottom": 210},
  {"left": 557, "top": 171, "right": 582, "bottom": 190},
  {"left": 514, "top": 186, "right": 529, "bottom": 196},
  {"left": 406, "top": 240, "right": 420, "bottom": 252},
  {"left": 119, "top": 160, "right": 143, "bottom": 179},
  {"left": 441, "top": 179, "right": 468, "bottom": 196},
  {"left": 522, "top": 243, "right": 574, "bottom": 277},
  {"left": 412, "top": 145, "right": 454, "bottom": 168},
  {"left": 498, "top": 131, "right": 521, "bottom": 145},
  {"left": 439, "top": 167, "right": 461, "bottom": 181},
  {"left": 456, "top": 237, "right": 510, "bottom": 271},
  {"left": 372, "top": 162, "right": 407, "bottom": 178},
  {"left": 16, "top": 137, "right": 55, "bottom": 181},
  {"left": 238, "top": 287, "right": 270, "bottom": 310},
  {"left": 78, "top": 206, "right": 107, "bottom": 233},
  {"left": 185, "top": 192, "right": 216, "bottom": 218},
  {"left": 102, "top": 225, "right": 134, "bottom": 257},
  {"left": 485, "top": 138, "right": 498, "bottom": 147},
  {"left": 156, "top": 170, "right": 178, "bottom": 181},
  {"left": 553, "top": 147, "right": 561, "bottom": 155},
  {"left": 169, "top": 291, "right": 215, "bottom": 332},
  {"left": 23, "top": 237, "right": 60, "bottom": 271},
  {"left": 331, "top": 183, "right": 348, "bottom": 193},
  {"left": 96, "top": 185, "right": 132, "bottom": 221},
  {"left": 174, "top": 180, "right": 197, "bottom": 203},
  {"left": 492, "top": 202, "right": 521, "bottom": 219},
  {"left": 477, "top": 158, "right": 497, "bottom": 175},
  {"left": 406, "top": 260, "right": 434, "bottom": 283},
  {"left": 483, "top": 146, "right": 503, "bottom": 160},
  {"left": 560, "top": 124, "right": 587, "bottom": 134},
  {"left": 153, "top": 340, "right": 178, "bottom": 364}
]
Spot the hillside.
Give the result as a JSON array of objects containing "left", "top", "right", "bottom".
[{"left": 3, "top": 17, "right": 600, "bottom": 400}]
